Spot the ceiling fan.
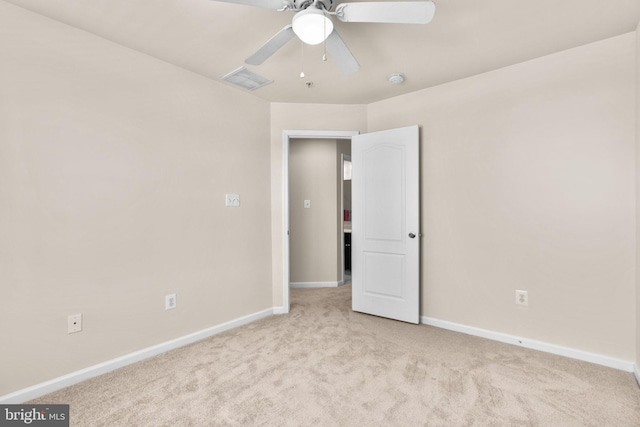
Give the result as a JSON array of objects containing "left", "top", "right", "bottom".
[{"left": 213, "top": 0, "right": 436, "bottom": 75}]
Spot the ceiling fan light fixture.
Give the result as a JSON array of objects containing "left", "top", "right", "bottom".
[{"left": 292, "top": 8, "right": 334, "bottom": 45}]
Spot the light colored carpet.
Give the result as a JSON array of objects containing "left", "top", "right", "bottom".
[{"left": 31, "top": 284, "right": 640, "bottom": 426}]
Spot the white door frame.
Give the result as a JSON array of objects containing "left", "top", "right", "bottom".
[
  {"left": 281, "top": 130, "right": 359, "bottom": 313},
  {"left": 341, "top": 154, "right": 352, "bottom": 280}
]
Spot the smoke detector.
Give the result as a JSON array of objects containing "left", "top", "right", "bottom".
[{"left": 388, "top": 73, "right": 405, "bottom": 84}]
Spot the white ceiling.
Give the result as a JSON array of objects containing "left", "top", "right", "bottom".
[{"left": 6, "top": 0, "right": 640, "bottom": 104}]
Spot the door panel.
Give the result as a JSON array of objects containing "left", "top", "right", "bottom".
[
  {"left": 352, "top": 125, "right": 420, "bottom": 324},
  {"left": 363, "top": 252, "right": 404, "bottom": 298},
  {"left": 364, "top": 145, "right": 404, "bottom": 241}
]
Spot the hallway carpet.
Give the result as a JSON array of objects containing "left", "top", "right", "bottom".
[{"left": 32, "top": 284, "right": 640, "bottom": 426}]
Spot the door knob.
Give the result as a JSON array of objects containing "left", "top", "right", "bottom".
[{"left": 409, "top": 233, "right": 416, "bottom": 238}]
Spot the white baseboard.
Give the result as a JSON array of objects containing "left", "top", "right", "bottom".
[
  {"left": 634, "top": 364, "right": 640, "bottom": 388},
  {"left": 421, "top": 316, "right": 635, "bottom": 373},
  {"left": 290, "top": 281, "right": 341, "bottom": 288},
  {"left": 0, "top": 307, "right": 275, "bottom": 404},
  {"left": 272, "top": 306, "right": 288, "bottom": 314}
]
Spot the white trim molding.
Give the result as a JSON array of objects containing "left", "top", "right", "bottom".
[
  {"left": 634, "top": 364, "right": 640, "bottom": 388},
  {"left": 0, "top": 308, "right": 275, "bottom": 404},
  {"left": 421, "top": 316, "right": 635, "bottom": 373},
  {"left": 281, "top": 130, "right": 359, "bottom": 315},
  {"left": 272, "top": 306, "right": 288, "bottom": 315},
  {"left": 290, "top": 281, "right": 344, "bottom": 288}
]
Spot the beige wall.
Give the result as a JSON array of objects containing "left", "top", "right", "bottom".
[
  {"left": 369, "top": 33, "right": 637, "bottom": 360},
  {"left": 289, "top": 139, "right": 340, "bottom": 283},
  {"left": 270, "top": 104, "right": 367, "bottom": 306},
  {"left": 0, "top": 4, "right": 272, "bottom": 395}
]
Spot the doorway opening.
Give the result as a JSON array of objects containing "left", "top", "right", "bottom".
[
  {"left": 281, "top": 130, "right": 359, "bottom": 313},
  {"left": 342, "top": 154, "right": 352, "bottom": 283}
]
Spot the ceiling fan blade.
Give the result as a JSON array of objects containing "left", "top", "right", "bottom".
[
  {"left": 245, "top": 25, "right": 296, "bottom": 65},
  {"left": 211, "top": 0, "right": 292, "bottom": 10},
  {"left": 325, "top": 30, "right": 359, "bottom": 75},
  {"left": 336, "top": 1, "right": 435, "bottom": 24}
]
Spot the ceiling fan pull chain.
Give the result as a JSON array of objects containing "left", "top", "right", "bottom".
[
  {"left": 300, "top": 40, "right": 305, "bottom": 78},
  {"left": 322, "top": 8, "right": 327, "bottom": 61}
]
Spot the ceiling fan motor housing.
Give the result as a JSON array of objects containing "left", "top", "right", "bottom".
[{"left": 294, "top": 0, "right": 334, "bottom": 11}]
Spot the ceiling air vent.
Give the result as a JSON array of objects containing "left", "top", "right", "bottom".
[{"left": 222, "top": 66, "right": 273, "bottom": 91}]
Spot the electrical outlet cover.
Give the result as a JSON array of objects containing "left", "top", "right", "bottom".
[
  {"left": 515, "top": 290, "right": 528, "bottom": 306},
  {"left": 165, "top": 294, "right": 177, "bottom": 310}
]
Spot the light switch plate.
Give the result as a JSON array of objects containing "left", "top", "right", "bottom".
[
  {"left": 304, "top": 200, "right": 311, "bottom": 209},
  {"left": 225, "top": 194, "right": 240, "bottom": 207}
]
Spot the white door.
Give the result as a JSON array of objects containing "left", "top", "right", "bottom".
[{"left": 351, "top": 125, "right": 420, "bottom": 324}]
